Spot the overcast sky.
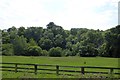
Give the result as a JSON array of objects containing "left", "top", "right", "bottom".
[{"left": 0, "top": 0, "right": 119, "bottom": 30}]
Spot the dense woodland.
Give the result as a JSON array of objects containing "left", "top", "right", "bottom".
[{"left": 1, "top": 22, "right": 120, "bottom": 58}]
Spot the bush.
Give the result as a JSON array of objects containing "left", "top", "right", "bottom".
[
  {"left": 25, "top": 46, "right": 42, "bottom": 56},
  {"left": 62, "top": 49, "right": 73, "bottom": 57},
  {"left": 79, "top": 46, "right": 98, "bottom": 57},
  {"left": 41, "top": 50, "right": 49, "bottom": 56},
  {"left": 49, "top": 47, "right": 62, "bottom": 57}
]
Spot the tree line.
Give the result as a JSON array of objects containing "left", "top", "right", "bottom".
[{"left": 1, "top": 22, "right": 120, "bottom": 58}]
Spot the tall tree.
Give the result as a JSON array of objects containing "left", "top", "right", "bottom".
[
  {"left": 25, "top": 27, "right": 43, "bottom": 42},
  {"left": 18, "top": 27, "right": 25, "bottom": 36},
  {"left": 38, "top": 38, "right": 53, "bottom": 50},
  {"left": 103, "top": 25, "right": 120, "bottom": 57},
  {"left": 12, "top": 35, "right": 28, "bottom": 55}
]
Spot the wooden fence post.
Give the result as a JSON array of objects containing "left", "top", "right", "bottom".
[
  {"left": 56, "top": 65, "right": 59, "bottom": 75},
  {"left": 109, "top": 68, "right": 113, "bottom": 78},
  {"left": 81, "top": 67, "right": 85, "bottom": 74},
  {"left": 15, "top": 64, "right": 17, "bottom": 73},
  {"left": 34, "top": 64, "right": 37, "bottom": 75}
]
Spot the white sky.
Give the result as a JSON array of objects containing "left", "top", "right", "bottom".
[{"left": 0, "top": 0, "right": 119, "bottom": 30}]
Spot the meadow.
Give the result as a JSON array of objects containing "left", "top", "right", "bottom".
[{"left": 1, "top": 56, "right": 120, "bottom": 78}]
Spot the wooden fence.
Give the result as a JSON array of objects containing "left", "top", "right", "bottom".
[{"left": 0, "top": 62, "right": 120, "bottom": 77}]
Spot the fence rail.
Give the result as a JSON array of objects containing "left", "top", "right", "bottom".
[{"left": 0, "top": 62, "right": 120, "bottom": 77}]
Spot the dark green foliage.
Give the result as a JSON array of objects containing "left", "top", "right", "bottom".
[
  {"left": 17, "top": 27, "right": 25, "bottom": 36},
  {"left": 12, "top": 35, "right": 28, "bottom": 56},
  {"left": 1, "top": 23, "right": 120, "bottom": 57},
  {"left": 79, "top": 45, "right": 98, "bottom": 57},
  {"left": 38, "top": 38, "right": 53, "bottom": 50},
  {"left": 103, "top": 25, "right": 120, "bottom": 57},
  {"left": 7, "top": 26, "right": 18, "bottom": 41},
  {"left": 24, "top": 27, "right": 43, "bottom": 42},
  {"left": 49, "top": 47, "right": 62, "bottom": 57},
  {"left": 26, "top": 46, "right": 42, "bottom": 56}
]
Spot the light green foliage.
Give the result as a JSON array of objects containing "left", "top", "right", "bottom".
[
  {"left": 62, "top": 49, "right": 72, "bottom": 56},
  {"left": 2, "top": 43, "right": 14, "bottom": 56},
  {"left": 28, "top": 38, "right": 37, "bottom": 46},
  {"left": 66, "top": 42, "right": 72, "bottom": 50},
  {"left": 41, "top": 50, "right": 49, "bottom": 56}
]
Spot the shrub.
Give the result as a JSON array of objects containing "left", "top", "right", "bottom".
[
  {"left": 62, "top": 49, "right": 73, "bottom": 57},
  {"left": 79, "top": 46, "right": 98, "bottom": 57},
  {"left": 26, "top": 46, "right": 42, "bottom": 56},
  {"left": 49, "top": 47, "right": 62, "bottom": 57},
  {"left": 41, "top": 50, "right": 49, "bottom": 56}
]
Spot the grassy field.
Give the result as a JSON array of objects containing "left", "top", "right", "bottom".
[{"left": 1, "top": 56, "right": 120, "bottom": 78}]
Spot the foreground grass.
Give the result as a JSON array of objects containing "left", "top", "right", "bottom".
[
  {"left": 1, "top": 56, "right": 120, "bottom": 78},
  {"left": 2, "top": 71, "right": 113, "bottom": 78}
]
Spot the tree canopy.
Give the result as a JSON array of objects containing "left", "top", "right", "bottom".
[{"left": 2, "top": 22, "right": 120, "bottom": 58}]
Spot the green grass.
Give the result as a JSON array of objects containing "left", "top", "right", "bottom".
[
  {"left": 2, "top": 56, "right": 119, "bottom": 67},
  {"left": 1, "top": 71, "right": 112, "bottom": 78},
  {"left": 1, "top": 56, "right": 120, "bottom": 78}
]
